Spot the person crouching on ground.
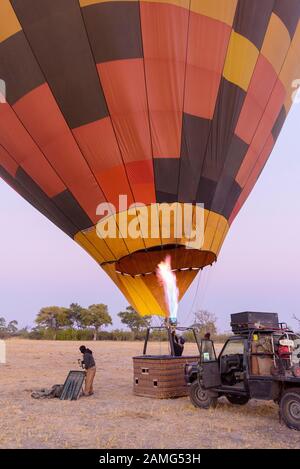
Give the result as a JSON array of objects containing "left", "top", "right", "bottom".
[{"left": 79, "top": 345, "right": 96, "bottom": 396}]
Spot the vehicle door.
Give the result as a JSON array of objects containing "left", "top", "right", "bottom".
[
  {"left": 199, "top": 339, "right": 222, "bottom": 388},
  {"left": 218, "top": 338, "right": 246, "bottom": 388}
]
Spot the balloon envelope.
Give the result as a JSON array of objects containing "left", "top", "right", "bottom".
[{"left": 1, "top": 0, "right": 300, "bottom": 316}]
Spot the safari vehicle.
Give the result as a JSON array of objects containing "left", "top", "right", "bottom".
[{"left": 185, "top": 312, "right": 300, "bottom": 430}]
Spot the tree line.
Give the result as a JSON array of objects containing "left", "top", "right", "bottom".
[
  {"left": 0, "top": 306, "right": 234, "bottom": 342},
  {"left": 0, "top": 305, "right": 153, "bottom": 341},
  {"left": 1, "top": 308, "right": 299, "bottom": 342}
]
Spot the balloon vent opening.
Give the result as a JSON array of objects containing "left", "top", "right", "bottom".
[
  {"left": 115, "top": 266, "right": 201, "bottom": 277},
  {"left": 114, "top": 246, "right": 216, "bottom": 276}
]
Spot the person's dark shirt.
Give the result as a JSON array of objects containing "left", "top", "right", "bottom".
[
  {"left": 82, "top": 352, "right": 95, "bottom": 369},
  {"left": 172, "top": 335, "right": 183, "bottom": 357}
]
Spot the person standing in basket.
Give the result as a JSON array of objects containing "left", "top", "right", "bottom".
[{"left": 79, "top": 345, "right": 96, "bottom": 396}]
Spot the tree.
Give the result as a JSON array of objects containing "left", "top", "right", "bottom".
[
  {"left": 192, "top": 310, "right": 217, "bottom": 337},
  {"left": 293, "top": 314, "right": 300, "bottom": 332},
  {"left": 69, "top": 303, "right": 85, "bottom": 329},
  {"left": 118, "top": 306, "right": 152, "bottom": 337},
  {"left": 6, "top": 320, "right": 18, "bottom": 335},
  {"left": 0, "top": 317, "right": 19, "bottom": 337},
  {"left": 16, "top": 326, "right": 29, "bottom": 338},
  {"left": 0, "top": 317, "right": 6, "bottom": 338},
  {"left": 35, "top": 306, "right": 72, "bottom": 339},
  {"left": 0, "top": 317, "right": 6, "bottom": 331},
  {"left": 81, "top": 304, "right": 112, "bottom": 340}
]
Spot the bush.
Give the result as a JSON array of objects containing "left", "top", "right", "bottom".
[
  {"left": 56, "top": 329, "right": 80, "bottom": 341},
  {"left": 24, "top": 328, "right": 141, "bottom": 341},
  {"left": 149, "top": 330, "right": 169, "bottom": 341},
  {"left": 28, "top": 328, "right": 45, "bottom": 340},
  {"left": 182, "top": 330, "right": 197, "bottom": 343},
  {"left": 77, "top": 329, "right": 96, "bottom": 341},
  {"left": 17, "top": 326, "right": 231, "bottom": 342},
  {"left": 213, "top": 333, "right": 231, "bottom": 344},
  {"left": 182, "top": 330, "right": 230, "bottom": 344},
  {"left": 101, "top": 329, "right": 135, "bottom": 341},
  {"left": 14, "top": 328, "right": 30, "bottom": 339}
]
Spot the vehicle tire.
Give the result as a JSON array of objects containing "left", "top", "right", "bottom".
[
  {"left": 226, "top": 395, "right": 249, "bottom": 405},
  {"left": 189, "top": 380, "right": 217, "bottom": 409},
  {"left": 280, "top": 389, "right": 300, "bottom": 431}
]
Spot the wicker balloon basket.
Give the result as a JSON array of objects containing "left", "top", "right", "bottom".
[
  {"left": 132, "top": 326, "right": 200, "bottom": 399},
  {"left": 133, "top": 355, "right": 199, "bottom": 398}
]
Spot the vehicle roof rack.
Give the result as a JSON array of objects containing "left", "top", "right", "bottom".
[{"left": 234, "top": 323, "right": 293, "bottom": 335}]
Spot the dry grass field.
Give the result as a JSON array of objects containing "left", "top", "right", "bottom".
[{"left": 1, "top": 339, "right": 300, "bottom": 449}]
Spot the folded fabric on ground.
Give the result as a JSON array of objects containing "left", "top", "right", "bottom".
[{"left": 31, "top": 384, "right": 64, "bottom": 399}]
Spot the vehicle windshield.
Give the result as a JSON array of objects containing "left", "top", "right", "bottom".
[
  {"left": 221, "top": 339, "right": 244, "bottom": 356},
  {"left": 201, "top": 340, "right": 216, "bottom": 361}
]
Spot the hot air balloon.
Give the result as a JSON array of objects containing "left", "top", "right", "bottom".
[{"left": 0, "top": 0, "right": 300, "bottom": 317}]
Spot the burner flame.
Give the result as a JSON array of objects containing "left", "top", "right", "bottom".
[{"left": 156, "top": 256, "right": 179, "bottom": 321}]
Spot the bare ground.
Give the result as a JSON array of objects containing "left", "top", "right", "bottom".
[{"left": 0, "top": 339, "right": 300, "bottom": 449}]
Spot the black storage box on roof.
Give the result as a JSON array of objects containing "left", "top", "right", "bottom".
[{"left": 231, "top": 312, "right": 279, "bottom": 334}]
